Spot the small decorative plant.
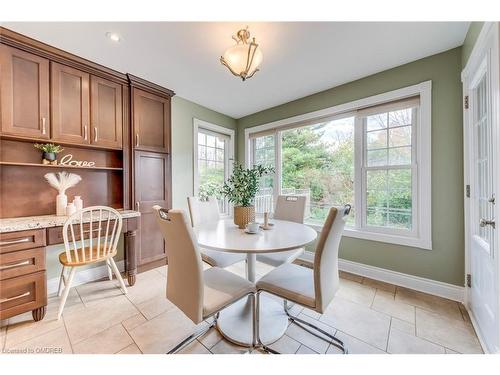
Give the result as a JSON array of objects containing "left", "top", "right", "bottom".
[
  {"left": 221, "top": 163, "right": 274, "bottom": 228},
  {"left": 34, "top": 143, "right": 64, "bottom": 165}
]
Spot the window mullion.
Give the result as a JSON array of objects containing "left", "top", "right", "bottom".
[
  {"left": 275, "top": 130, "right": 282, "bottom": 208},
  {"left": 354, "top": 115, "right": 364, "bottom": 229}
]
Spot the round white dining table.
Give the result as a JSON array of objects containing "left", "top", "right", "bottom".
[{"left": 196, "top": 218, "right": 317, "bottom": 347}]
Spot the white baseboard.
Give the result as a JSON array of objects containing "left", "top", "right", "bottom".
[
  {"left": 338, "top": 259, "right": 465, "bottom": 302},
  {"left": 465, "top": 305, "right": 491, "bottom": 353},
  {"left": 47, "top": 260, "right": 125, "bottom": 295}
]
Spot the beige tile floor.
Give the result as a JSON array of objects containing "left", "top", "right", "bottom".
[{"left": 0, "top": 263, "right": 483, "bottom": 355}]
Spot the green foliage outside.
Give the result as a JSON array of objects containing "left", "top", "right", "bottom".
[
  {"left": 281, "top": 122, "right": 412, "bottom": 229},
  {"left": 198, "top": 167, "right": 225, "bottom": 201},
  {"left": 281, "top": 123, "right": 356, "bottom": 225}
]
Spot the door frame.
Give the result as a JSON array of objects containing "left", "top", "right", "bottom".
[{"left": 462, "top": 21, "right": 500, "bottom": 353}]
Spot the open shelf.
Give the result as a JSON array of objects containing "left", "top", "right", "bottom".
[{"left": 0, "top": 161, "right": 123, "bottom": 171}]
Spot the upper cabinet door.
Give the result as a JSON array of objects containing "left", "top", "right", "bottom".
[
  {"left": 133, "top": 88, "right": 170, "bottom": 153},
  {"left": 0, "top": 45, "right": 50, "bottom": 139},
  {"left": 51, "top": 62, "right": 90, "bottom": 145},
  {"left": 90, "top": 76, "right": 123, "bottom": 149}
]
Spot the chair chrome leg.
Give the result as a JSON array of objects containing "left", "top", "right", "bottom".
[
  {"left": 167, "top": 319, "right": 216, "bottom": 354},
  {"left": 284, "top": 308, "right": 347, "bottom": 354},
  {"left": 254, "top": 291, "right": 280, "bottom": 354},
  {"left": 283, "top": 299, "right": 294, "bottom": 311}
]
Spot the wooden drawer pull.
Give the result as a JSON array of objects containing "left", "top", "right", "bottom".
[
  {"left": 0, "top": 237, "right": 31, "bottom": 246},
  {"left": 0, "top": 291, "right": 30, "bottom": 304},
  {"left": 0, "top": 260, "right": 30, "bottom": 270}
]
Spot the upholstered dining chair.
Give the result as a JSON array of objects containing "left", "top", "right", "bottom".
[
  {"left": 153, "top": 206, "right": 256, "bottom": 353},
  {"left": 256, "top": 195, "right": 307, "bottom": 267},
  {"left": 187, "top": 196, "right": 246, "bottom": 268},
  {"left": 255, "top": 205, "right": 351, "bottom": 354},
  {"left": 57, "top": 206, "right": 127, "bottom": 320}
]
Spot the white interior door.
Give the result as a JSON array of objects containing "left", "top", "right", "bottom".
[{"left": 464, "top": 23, "right": 499, "bottom": 353}]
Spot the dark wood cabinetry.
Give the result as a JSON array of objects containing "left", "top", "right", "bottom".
[
  {"left": 0, "top": 44, "right": 50, "bottom": 139},
  {"left": 0, "top": 229, "right": 47, "bottom": 321},
  {"left": 0, "top": 28, "right": 174, "bottom": 317},
  {"left": 51, "top": 63, "right": 123, "bottom": 149},
  {"left": 134, "top": 151, "right": 170, "bottom": 265},
  {"left": 132, "top": 88, "right": 171, "bottom": 153},
  {"left": 129, "top": 74, "right": 173, "bottom": 269},
  {"left": 90, "top": 76, "right": 123, "bottom": 148},
  {"left": 51, "top": 62, "right": 91, "bottom": 144}
]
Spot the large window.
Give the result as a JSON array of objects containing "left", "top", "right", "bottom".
[
  {"left": 194, "top": 120, "right": 234, "bottom": 215},
  {"left": 247, "top": 82, "right": 432, "bottom": 249},
  {"left": 281, "top": 117, "right": 355, "bottom": 226}
]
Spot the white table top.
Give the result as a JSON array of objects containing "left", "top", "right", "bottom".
[{"left": 196, "top": 218, "right": 317, "bottom": 254}]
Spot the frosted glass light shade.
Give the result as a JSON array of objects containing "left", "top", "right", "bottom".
[{"left": 222, "top": 44, "right": 263, "bottom": 78}]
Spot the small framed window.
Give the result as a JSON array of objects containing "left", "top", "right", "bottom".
[
  {"left": 360, "top": 101, "right": 418, "bottom": 236},
  {"left": 193, "top": 119, "right": 235, "bottom": 215}
]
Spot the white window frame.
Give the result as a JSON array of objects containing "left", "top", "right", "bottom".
[
  {"left": 245, "top": 81, "right": 432, "bottom": 250},
  {"left": 193, "top": 118, "right": 235, "bottom": 215}
]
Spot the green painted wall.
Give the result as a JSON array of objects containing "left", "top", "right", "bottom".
[
  {"left": 237, "top": 47, "right": 465, "bottom": 286},
  {"left": 171, "top": 96, "right": 237, "bottom": 211},
  {"left": 462, "top": 22, "right": 484, "bottom": 67}
]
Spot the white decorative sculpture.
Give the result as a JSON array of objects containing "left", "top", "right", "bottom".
[{"left": 44, "top": 172, "right": 82, "bottom": 216}]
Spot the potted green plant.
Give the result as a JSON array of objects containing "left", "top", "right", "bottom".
[
  {"left": 34, "top": 143, "right": 64, "bottom": 165},
  {"left": 221, "top": 163, "right": 274, "bottom": 229}
]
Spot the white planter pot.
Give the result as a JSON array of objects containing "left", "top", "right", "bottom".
[{"left": 56, "top": 193, "right": 67, "bottom": 216}]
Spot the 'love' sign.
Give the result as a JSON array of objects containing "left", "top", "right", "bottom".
[{"left": 59, "top": 154, "right": 96, "bottom": 168}]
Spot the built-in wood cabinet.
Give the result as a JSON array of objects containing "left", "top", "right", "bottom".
[
  {"left": 51, "top": 63, "right": 124, "bottom": 149},
  {"left": 0, "top": 44, "right": 50, "bottom": 139},
  {"left": 132, "top": 88, "right": 170, "bottom": 153},
  {"left": 0, "top": 229, "right": 47, "bottom": 322},
  {"left": 51, "top": 62, "right": 91, "bottom": 144},
  {"left": 129, "top": 74, "right": 173, "bottom": 269},
  {"left": 0, "top": 28, "right": 174, "bottom": 307},
  {"left": 134, "top": 151, "right": 170, "bottom": 265},
  {"left": 90, "top": 76, "right": 123, "bottom": 148}
]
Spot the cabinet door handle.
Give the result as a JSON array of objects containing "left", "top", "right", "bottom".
[
  {"left": 0, "top": 291, "right": 30, "bottom": 304},
  {"left": 41, "top": 117, "right": 46, "bottom": 135},
  {"left": 135, "top": 133, "right": 139, "bottom": 147},
  {"left": 84, "top": 125, "right": 88, "bottom": 140},
  {"left": 94, "top": 126, "right": 98, "bottom": 142},
  {"left": 136, "top": 202, "right": 140, "bottom": 211},
  {"left": 0, "top": 260, "right": 30, "bottom": 270},
  {"left": 0, "top": 237, "right": 30, "bottom": 246}
]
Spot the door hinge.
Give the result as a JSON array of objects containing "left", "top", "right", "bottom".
[
  {"left": 466, "top": 274, "right": 471, "bottom": 288},
  {"left": 466, "top": 185, "right": 470, "bottom": 198},
  {"left": 464, "top": 95, "right": 469, "bottom": 110}
]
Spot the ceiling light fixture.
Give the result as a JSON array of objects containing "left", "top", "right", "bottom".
[
  {"left": 105, "top": 32, "right": 121, "bottom": 42},
  {"left": 220, "top": 27, "right": 263, "bottom": 81}
]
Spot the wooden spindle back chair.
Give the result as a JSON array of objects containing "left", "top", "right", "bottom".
[{"left": 57, "top": 206, "right": 127, "bottom": 320}]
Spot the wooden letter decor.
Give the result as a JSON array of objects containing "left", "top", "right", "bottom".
[{"left": 59, "top": 154, "right": 96, "bottom": 168}]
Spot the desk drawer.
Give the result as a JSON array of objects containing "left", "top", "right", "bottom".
[
  {"left": 0, "top": 247, "right": 46, "bottom": 280},
  {"left": 0, "top": 229, "right": 46, "bottom": 253},
  {"left": 47, "top": 222, "right": 110, "bottom": 245},
  {"left": 0, "top": 271, "right": 47, "bottom": 320}
]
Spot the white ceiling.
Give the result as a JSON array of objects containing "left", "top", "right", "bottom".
[{"left": 2, "top": 22, "right": 469, "bottom": 118}]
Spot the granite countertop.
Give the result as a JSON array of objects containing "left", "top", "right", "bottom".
[{"left": 0, "top": 210, "right": 141, "bottom": 233}]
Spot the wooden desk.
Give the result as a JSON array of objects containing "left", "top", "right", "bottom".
[{"left": 0, "top": 210, "right": 140, "bottom": 322}]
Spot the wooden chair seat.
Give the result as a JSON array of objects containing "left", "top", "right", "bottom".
[{"left": 58, "top": 245, "right": 116, "bottom": 266}]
